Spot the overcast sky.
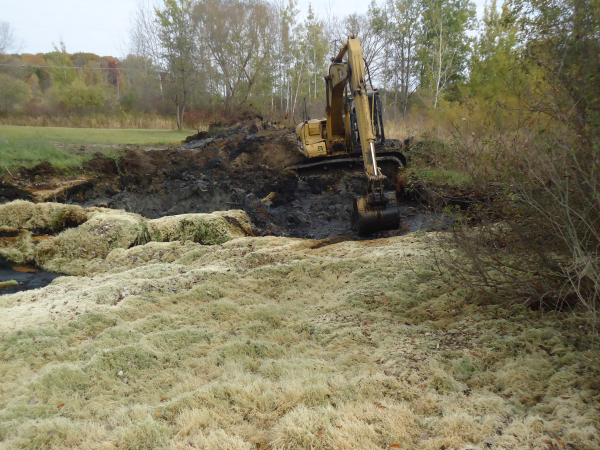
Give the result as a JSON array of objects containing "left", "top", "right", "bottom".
[{"left": 2, "top": 0, "right": 487, "bottom": 57}]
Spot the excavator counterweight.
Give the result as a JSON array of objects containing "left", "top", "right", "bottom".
[{"left": 294, "top": 37, "right": 407, "bottom": 235}]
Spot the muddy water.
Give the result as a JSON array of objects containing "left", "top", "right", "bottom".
[{"left": 0, "top": 256, "right": 61, "bottom": 296}]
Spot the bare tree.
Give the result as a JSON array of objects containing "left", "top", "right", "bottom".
[
  {"left": 428, "top": 9, "right": 457, "bottom": 108},
  {"left": 419, "top": 0, "right": 476, "bottom": 108},
  {"left": 129, "top": 1, "right": 163, "bottom": 63},
  {"left": 155, "top": 0, "right": 200, "bottom": 129},
  {"left": 129, "top": 1, "right": 170, "bottom": 102},
  {"left": 0, "top": 21, "right": 16, "bottom": 55},
  {"left": 380, "top": 0, "right": 423, "bottom": 117},
  {"left": 331, "top": 13, "right": 387, "bottom": 83},
  {"left": 129, "top": 0, "right": 201, "bottom": 129},
  {"left": 195, "top": 0, "right": 277, "bottom": 115}
]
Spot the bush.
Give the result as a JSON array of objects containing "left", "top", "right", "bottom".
[
  {"left": 0, "top": 73, "right": 31, "bottom": 113},
  {"left": 59, "top": 79, "right": 105, "bottom": 114},
  {"left": 426, "top": 130, "right": 598, "bottom": 338}
]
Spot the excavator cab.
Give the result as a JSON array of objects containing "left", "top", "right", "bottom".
[
  {"left": 296, "top": 119, "right": 328, "bottom": 158},
  {"left": 348, "top": 90, "right": 386, "bottom": 153}
]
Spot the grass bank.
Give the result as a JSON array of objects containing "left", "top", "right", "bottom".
[{"left": 0, "top": 126, "right": 193, "bottom": 174}]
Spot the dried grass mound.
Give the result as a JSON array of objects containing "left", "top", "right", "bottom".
[
  {"left": 0, "top": 200, "right": 87, "bottom": 231},
  {"left": 0, "top": 230, "right": 35, "bottom": 265},
  {"left": 0, "top": 199, "right": 253, "bottom": 272},
  {"left": 16, "top": 206, "right": 253, "bottom": 275},
  {"left": 34, "top": 210, "right": 147, "bottom": 276},
  {"left": 148, "top": 211, "right": 251, "bottom": 245}
]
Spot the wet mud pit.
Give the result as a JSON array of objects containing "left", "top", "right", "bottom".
[
  {"left": 79, "top": 168, "right": 419, "bottom": 240},
  {"left": 1, "top": 125, "right": 450, "bottom": 241},
  {"left": 67, "top": 148, "right": 447, "bottom": 240}
]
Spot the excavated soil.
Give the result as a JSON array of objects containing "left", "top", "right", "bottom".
[{"left": 0, "top": 124, "right": 448, "bottom": 242}]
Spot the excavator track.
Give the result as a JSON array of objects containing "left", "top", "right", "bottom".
[
  {"left": 285, "top": 152, "right": 406, "bottom": 177},
  {"left": 286, "top": 136, "right": 411, "bottom": 177}
]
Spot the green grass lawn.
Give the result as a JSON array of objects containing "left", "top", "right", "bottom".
[{"left": 0, "top": 126, "right": 192, "bottom": 174}]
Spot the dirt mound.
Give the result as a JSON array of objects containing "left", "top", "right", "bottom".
[
  {"left": 18, "top": 161, "right": 57, "bottom": 180},
  {"left": 231, "top": 104, "right": 263, "bottom": 124},
  {"left": 209, "top": 104, "right": 264, "bottom": 129},
  {"left": 183, "top": 130, "right": 208, "bottom": 143},
  {"left": 82, "top": 152, "right": 119, "bottom": 175}
]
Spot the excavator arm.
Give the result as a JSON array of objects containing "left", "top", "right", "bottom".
[
  {"left": 335, "top": 38, "right": 400, "bottom": 234},
  {"left": 295, "top": 36, "right": 402, "bottom": 235},
  {"left": 346, "top": 39, "right": 382, "bottom": 182},
  {"left": 324, "top": 38, "right": 383, "bottom": 179}
]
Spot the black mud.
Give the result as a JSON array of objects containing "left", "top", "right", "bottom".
[
  {"left": 62, "top": 163, "right": 448, "bottom": 239},
  {"left": 0, "top": 124, "right": 451, "bottom": 241}
]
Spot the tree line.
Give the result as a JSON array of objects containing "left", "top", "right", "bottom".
[
  {"left": 126, "top": 0, "right": 480, "bottom": 129},
  {"left": 0, "top": 0, "right": 597, "bottom": 136}
]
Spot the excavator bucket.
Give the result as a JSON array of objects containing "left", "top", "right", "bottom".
[{"left": 352, "top": 191, "right": 400, "bottom": 235}]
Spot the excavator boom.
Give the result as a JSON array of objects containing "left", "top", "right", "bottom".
[{"left": 347, "top": 39, "right": 379, "bottom": 181}]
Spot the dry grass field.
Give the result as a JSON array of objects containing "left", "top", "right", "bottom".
[{"left": 0, "top": 203, "right": 598, "bottom": 449}]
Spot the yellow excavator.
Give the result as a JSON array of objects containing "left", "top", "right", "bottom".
[{"left": 293, "top": 37, "right": 409, "bottom": 235}]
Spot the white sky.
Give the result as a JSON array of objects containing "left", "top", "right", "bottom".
[{"left": 1, "top": 0, "right": 487, "bottom": 57}]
